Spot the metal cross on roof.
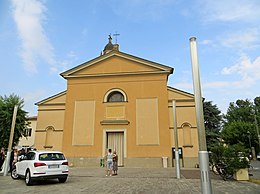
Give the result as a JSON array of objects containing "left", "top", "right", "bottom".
[{"left": 113, "top": 32, "right": 120, "bottom": 44}]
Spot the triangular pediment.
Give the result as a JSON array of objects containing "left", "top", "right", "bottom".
[
  {"left": 35, "top": 91, "right": 66, "bottom": 105},
  {"left": 60, "top": 51, "right": 173, "bottom": 78},
  {"left": 168, "top": 87, "right": 194, "bottom": 101}
]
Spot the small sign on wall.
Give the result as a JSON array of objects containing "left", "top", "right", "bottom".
[{"left": 172, "top": 147, "right": 183, "bottom": 159}]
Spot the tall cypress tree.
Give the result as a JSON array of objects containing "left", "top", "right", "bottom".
[{"left": 203, "top": 101, "right": 223, "bottom": 152}]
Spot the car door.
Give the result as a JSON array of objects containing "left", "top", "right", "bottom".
[
  {"left": 16, "top": 152, "right": 35, "bottom": 176},
  {"left": 16, "top": 155, "right": 27, "bottom": 176}
]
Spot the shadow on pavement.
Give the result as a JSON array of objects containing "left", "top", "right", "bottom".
[{"left": 181, "top": 170, "right": 225, "bottom": 180}]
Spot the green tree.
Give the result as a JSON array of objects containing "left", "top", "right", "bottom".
[
  {"left": 254, "top": 97, "right": 260, "bottom": 131},
  {"left": 222, "top": 143, "right": 249, "bottom": 174},
  {"left": 203, "top": 101, "right": 223, "bottom": 152},
  {"left": 225, "top": 99, "right": 254, "bottom": 124},
  {"left": 222, "top": 98, "right": 259, "bottom": 151},
  {"left": 0, "top": 94, "right": 28, "bottom": 149},
  {"left": 208, "top": 140, "right": 225, "bottom": 163},
  {"left": 253, "top": 97, "right": 260, "bottom": 153},
  {"left": 254, "top": 97, "right": 260, "bottom": 108},
  {"left": 203, "top": 101, "right": 222, "bottom": 133},
  {"left": 221, "top": 121, "right": 256, "bottom": 147}
]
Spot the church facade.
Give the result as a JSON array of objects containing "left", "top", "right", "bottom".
[{"left": 34, "top": 37, "right": 199, "bottom": 168}]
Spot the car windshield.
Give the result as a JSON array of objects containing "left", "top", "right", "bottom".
[{"left": 39, "top": 153, "right": 65, "bottom": 161}]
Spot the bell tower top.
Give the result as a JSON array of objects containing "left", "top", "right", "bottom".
[{"left": 103, "top": 34, "right": 119, "bottom": 55}]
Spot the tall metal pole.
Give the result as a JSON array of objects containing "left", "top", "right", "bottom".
[
  {"left": 172, "top": 100, "right": 181, "bottom": 179},
  {"left": 3, "top": 105, "right": 18, "bottom": 176},
  {"left": 189, "top": 37, "right": 212, "bottom": 194},
  {"left": 247, "top": 130, "right": 252, "bottom": 154},
  {"left": 254, "top": 108, "right": 260, "bottom": 151}
]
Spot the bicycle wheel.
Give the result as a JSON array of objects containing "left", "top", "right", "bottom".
[
  {"left": 249, "top": 165, "right": 253, "bottom": 171},
  {"left": 224, "top": 172, "right": 233, "bottom": 180},
  {"left": 220, "top": 168, "right": 233, "bottom": 181},
  {"left": 248, "top": 165, "right": 254, "bottom": 176}
]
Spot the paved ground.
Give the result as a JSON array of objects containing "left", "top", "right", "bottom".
[
  {"left": 0, "top": 167, "right": 260, "bottom": 194},
  {"left": 250, "top": 160, "right": 260, "bottom": 180}
]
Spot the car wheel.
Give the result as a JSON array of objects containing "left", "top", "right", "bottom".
[
  {"left": 25, "top": 170, "right": 33, "bottom": 186},
  {"left": 11, "top": 168, "right": 19, "bottom": 179},
  {"left": 58, "top": 177, "right": 67, "bottom": 183}
]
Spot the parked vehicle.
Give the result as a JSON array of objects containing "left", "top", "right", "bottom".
[
  {"left": 11, "top": 150, "right": 69, "bottom": 186},
  {"left": 257, "top": 153, "right": 260, "bottom": 161},
  {"left": 238, "top": 152, "right": 249, "bottom": 162}
]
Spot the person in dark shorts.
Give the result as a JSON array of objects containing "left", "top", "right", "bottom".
[{"left": 113, "top": 151, "right": 118, "bottom": 175}]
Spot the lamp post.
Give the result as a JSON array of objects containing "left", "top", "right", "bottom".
[
  {"left": 172, "top": 100, "right": 181, "bottom": 179},
  {"left": 3, "top": 105, "right": 18, "bottom": 176},
  {"left": 189, "top": 37, "right": 212, "bottom": 194},
  {"left": 247, "top": 130, "right": 252, "bottom": 154},
  {"left": 253, "top": 108, "right": 260, "bottom": 151}
]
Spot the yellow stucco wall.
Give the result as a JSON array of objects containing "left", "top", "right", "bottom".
[
  {"left": 62, "top": 72, "right": 171, "bottom": 158},
  {"left": 168, "top": 88, "right": 199, "bottom": 163},
  {"left": 34, "top": 51, "right": 199, "bottom": 167},
  {"left": 34, "top": 93, "right": 65, "bottom": 151}
]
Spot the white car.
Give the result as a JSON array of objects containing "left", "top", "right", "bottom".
[{"left": 11, "top": 150, "right": 69, "bottom": 186}]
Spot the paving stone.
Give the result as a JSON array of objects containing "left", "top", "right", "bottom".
[{"left": 0, "top": 167, "right": 259, "bottom": 194}]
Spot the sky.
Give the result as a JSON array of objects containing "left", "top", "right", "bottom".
[{"left": 0, "top": 0, "right": 260, "bottom": 116}]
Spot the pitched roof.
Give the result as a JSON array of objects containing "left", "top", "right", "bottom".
[
  {"left": 167, "top": 86, "right": 194, "bottom": 98},
  {"left": 35, "top": 91, "right": 66, "bottom": 105},
  {"left": 60, "top": 50, "right": 173, "bottom": 78}
]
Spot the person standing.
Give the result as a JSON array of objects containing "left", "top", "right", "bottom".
[
  {"left": 9, "top": 149, "right": 15, "bottom": 172},
  {"left": 12, "top": 149, "right": 18, "bottom": 169},
  {"left": 0, "top": 148, "right": 5, "bottom": 171},
  {"left": 105, "top": 149, "right": 113, "bottom": 176},
  {"left": 113, "top": 151, "right": 118, "bottom": 175}
]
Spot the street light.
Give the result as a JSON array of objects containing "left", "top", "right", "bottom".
[
  {"left": 253, "top": 108, "right": 260, "bottom": 152},
  {"left": 189, "top": 37, "right": 212, "bottom": 194},
  {"left": 3, "top": 105, "right": 18, "bottom": 176},
  {"left": 247, "top": 130, "right": 252, "bottom": 154}
]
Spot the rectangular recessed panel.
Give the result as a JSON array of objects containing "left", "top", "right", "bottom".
[
  {"left": 106, "top": 105, "right": 125, "bottom": 119},
  {"left": 136, "top": 98, "right": 159, "bottom": 145},
  {"left": 72, "top": 101, "right": 95, "bottom": 145}
]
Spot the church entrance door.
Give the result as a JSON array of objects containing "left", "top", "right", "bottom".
[{"left": 107, "top": 132, "right": 124, "bottom": 166}]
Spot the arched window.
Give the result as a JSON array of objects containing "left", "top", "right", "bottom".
[
  {"left": 44, "top": 126, "right": 54, "bottom": 149},
  {"left": 182, "top": 123, "right": 192, "bottom": 147},
  {"left": 107, "top": 91, "right": 124, "bottom": 102},
  {"left": 104, "top": 89, "right": 127, "bottom": 102}
]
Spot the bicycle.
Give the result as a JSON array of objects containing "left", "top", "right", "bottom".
[{"left": 211, "top": 162, "right": 233, "bottom": 181}]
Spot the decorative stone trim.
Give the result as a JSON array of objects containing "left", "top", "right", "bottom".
[
  {"left": 183, "top": 144, "right": 193, "bottom": 148},
  {"left": 43, "top": 146, "right": 53, "bottom": 149},
  {"left": 100, "top": 120, "right": 130, "bottom": 125}
]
